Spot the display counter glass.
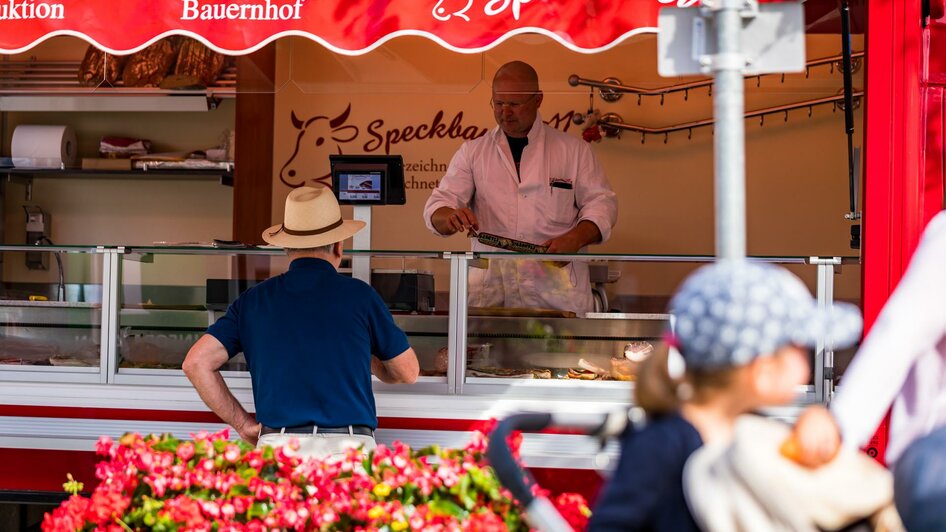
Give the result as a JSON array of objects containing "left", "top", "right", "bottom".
[
  {"left": 454, "top": 252, "right": 860, "bottom": 402},
  {"left": 0, "top": 245, "right": 105, "bottom": 382},
  {"left": 0, "top": 245, "right": 859, "bottom": 403}
]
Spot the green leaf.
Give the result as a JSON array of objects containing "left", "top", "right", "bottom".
[
  {"left": 152, "top": 436, "right": 181, "bottom": 453},
  {"left": 428, "top": 499, "right": 468, "bottom": 519},
  {"left": 260, "top": 463, "right": 279, "bottom": 482},
  {"left": 458, "top": 474, "right": 476, "bottom": 510},
  {"left": 229, "top": 484, "right": 252, "bottom": 497},
  {"left": 261, "top": 446, "right": 275, "bottom": 461},
  {"left": 247, "top": 501, "right": 271, "bottom": 520}
]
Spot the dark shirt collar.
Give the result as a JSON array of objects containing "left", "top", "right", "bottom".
[{"left": 288, "top": 257, "right": 337, "bottom": 272}]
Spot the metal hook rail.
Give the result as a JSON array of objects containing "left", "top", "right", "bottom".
[
  {"left": 594, "top": 91, "right": 864, "bottom": 139},
  {"left": 568, "top": 52, "right": 864, "bottom": 98}
]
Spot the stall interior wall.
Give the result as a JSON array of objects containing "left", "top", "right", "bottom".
[
  {"left": 0, "top": 33, "right": 865, "bottom": 302},
  {"left": 272, "top": 34, "right": 865, "bottom": 303},
  {"left": 0, "top": 38, "right": 234, "bottom": 287}
]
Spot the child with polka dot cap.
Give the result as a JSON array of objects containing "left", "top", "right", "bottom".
[{"left": 589, "top": 259, "right": 862, "bottom": 532}]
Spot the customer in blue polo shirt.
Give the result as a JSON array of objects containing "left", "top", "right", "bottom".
[{"left": 183, "top": 186, "right": 419, "bottom": 460}]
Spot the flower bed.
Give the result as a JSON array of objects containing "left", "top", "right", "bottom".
[{"left": 42, "top": 427, "right": 590, "bottom": 531}]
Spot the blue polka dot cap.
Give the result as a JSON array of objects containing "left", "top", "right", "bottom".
[{"left": 668, "top": 260, "right": 863, "bottom": 370}]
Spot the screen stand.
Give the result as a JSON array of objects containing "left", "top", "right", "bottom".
[{"left": 351, "top": 205, "right": 371, "bottom": 284}]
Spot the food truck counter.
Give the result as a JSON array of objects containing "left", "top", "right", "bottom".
[{"left": 0, "top": 245, "right": 857, "bottom": 495}]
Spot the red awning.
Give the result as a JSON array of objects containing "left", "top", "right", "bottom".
[{"left": 0, "top": 0, "right": 863, "bottom": 56}]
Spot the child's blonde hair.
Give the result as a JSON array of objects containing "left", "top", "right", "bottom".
[{"left": 635, "top": 345, "right": 741, "bottom": 416}]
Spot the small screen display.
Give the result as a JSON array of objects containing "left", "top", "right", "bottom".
[{"left": 337, "top": 171, "right": 382, "bottom": 201}]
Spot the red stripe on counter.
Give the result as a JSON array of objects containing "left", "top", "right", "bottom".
[
  {"left": 0, "top": 448, "right": 100, "bottom": 493},
  {"left": 0, "top": 405, "right": 224, "bottom": 423},
  {"left": 0, "top": 407, "right": 585, "bottom": 435}
]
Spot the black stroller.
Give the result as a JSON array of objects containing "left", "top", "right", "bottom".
[{"left": 486, "top": 409, "right": 641, "bottom": 532}]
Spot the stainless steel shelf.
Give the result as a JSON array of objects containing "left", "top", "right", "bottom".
[{"left": 1, "top": 167, "right": 233, "bottom": 186}]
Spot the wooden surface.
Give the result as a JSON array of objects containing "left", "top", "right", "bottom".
[{"left": 233, "top": 44, "right": 275, "bottom": 246}]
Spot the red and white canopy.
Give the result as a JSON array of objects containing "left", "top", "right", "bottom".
[{"left": 0, "top": 0, "right": 862, "bottom": 56}]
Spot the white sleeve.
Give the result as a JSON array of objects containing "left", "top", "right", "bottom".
[
  {"left": 423, "top": 142, "right": 476, "bottom": 237},
  {"left": 574, "top": 143, "right": 618, "bottom": 243},
  {"left": 831, "top": 212, "right": 946, "bottom": 448}
]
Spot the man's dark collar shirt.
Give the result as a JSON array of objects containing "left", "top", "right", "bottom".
[{"left": 207, "top": 257, "right": 410, "bottom": 430}]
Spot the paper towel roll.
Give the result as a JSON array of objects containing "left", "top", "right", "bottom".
[{"left": 11, "top": 125, "right": 78, "bottom": 169}]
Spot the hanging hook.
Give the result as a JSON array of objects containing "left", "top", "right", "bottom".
[
  {"left": 637, "top": 94, "right": 642, "bottom": 106},
  {"left": 784, "top": 110, "right": 789, "bottom": 122},
  {"left": 663, "top": 132, "right": 669, "bottom": 144},
  {"left": 830, "top": 63, "right": 834, "bottom": 74},
  {"left": 708, "top": 86, "right": 712, "bottom": 97},
  {"left": 756, "top": 76, "right": 761, "bottom": 88},
  {"left": 660, "top": 94, "right": 665, "bottom": 106},
  {"left": 760, "top": 115, "right": 765, "bottom": 126},
  {"left": 640, "top": 132, "right": 646, "bottom": 144},
  {"left": 780, "top": 73, "right": 785, "bottom": 83},
  {"left": 684, "top": 89, "right": 689, "bottom": 101},
  {"left": 687, "top": 128, "right": 693, "bottom": 140},
  {"left": 808, "top": 106, "right": 813, "bottom": 118},
  {"left": 806, "top": 67, "right": 810, "bottom": 79}
]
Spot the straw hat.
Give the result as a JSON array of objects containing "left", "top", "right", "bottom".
[{"left": 262, "top": 186, "right": 365, "bottom": 248}]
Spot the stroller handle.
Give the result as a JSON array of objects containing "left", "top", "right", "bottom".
[{"left": 487, "top": 409, "right": 635, "bottom": 532}]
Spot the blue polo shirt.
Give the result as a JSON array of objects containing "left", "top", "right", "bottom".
[{"left": 207, "top": 257, "right": 410, "bottom": 430}]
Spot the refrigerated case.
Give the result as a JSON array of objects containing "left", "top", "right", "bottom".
[{"left": 0, "top": 244, "right": 859, "bottom": 497}]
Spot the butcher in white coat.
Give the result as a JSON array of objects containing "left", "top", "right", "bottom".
[{"left": 424, "top": 61, "right": 618, "bottom": 315}]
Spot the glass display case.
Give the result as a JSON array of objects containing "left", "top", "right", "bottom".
[
  {"left": 0, "top": 245, "right": 860, "bottom": 404},
  {"left": 0, "top": 245, "right": 105, "bottom": 383}
]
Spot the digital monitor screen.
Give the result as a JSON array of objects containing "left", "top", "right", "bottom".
[
  {"left": 330, "top": 154, "right": 406, "bottom": 205},
  {"left": 337, "top": 171, "right": 383, "bottom": 202}
]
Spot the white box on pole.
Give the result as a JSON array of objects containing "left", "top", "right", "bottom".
[{"left": 657, "top": 2, "right": 806, "bottom": 77}]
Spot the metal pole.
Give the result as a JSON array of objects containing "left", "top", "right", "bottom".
[
  {"left": 351, "top": 205, "right": 372, "bottom": 283},
  {"left": 711, "top": 0, "right": 749, "bottom": 260}
]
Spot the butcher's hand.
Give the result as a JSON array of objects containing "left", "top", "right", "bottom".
[
  {"left": 542, "top": 220, "right": 602, "bottom": 254},
  {"left": 543, "top": 232, "right": 585, "bottom": 254},
  {"left": 542, "top": 221, "right": 600, "bottom": 266},
  {"left": 786, "top": 405, "right": 842, "bottom": 468},
  {"left": 432, "top": 207, "right": 479, "bottom": 236}
]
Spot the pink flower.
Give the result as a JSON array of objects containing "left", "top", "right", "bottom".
[
  {"left": 176, "top": 441, "right": 195, "bottom": 461},
  {"left": 44, "top": 427, "right": 587, "bottom": 532},
  {"left": 224, "top": 443, "right": 241, "bottom": 462},
  {"left": 95, "top": 436, "right": 114, "bottom": 457}
]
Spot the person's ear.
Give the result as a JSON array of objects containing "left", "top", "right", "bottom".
[
  {"left": 333, "top": 240, "right": 344, "bottom": 258},
  {"left": 535, "top": 91, "right": 544, "bottom": 107}
]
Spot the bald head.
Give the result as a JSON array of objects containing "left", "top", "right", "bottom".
[{"left": 493, "top": 61, "right": 540, "bottom": 93}]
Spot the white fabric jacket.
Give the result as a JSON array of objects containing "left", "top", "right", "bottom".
[
  {"left": 831, "top": 210, "right": 946, "bottom": 464},
  {"left": 423, "top": 113, "right": 618, "bottom": 315}
]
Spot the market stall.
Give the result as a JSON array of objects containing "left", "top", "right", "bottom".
[{"left": 1, "top": 0, "right": 941, "bottom": 506}]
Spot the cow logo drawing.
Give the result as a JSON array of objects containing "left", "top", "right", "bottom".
[{"left": 279, "top": 104, "right": 359, "bottom": 188}]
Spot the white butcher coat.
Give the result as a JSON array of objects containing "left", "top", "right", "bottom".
[{"left": 424, "top": 113, "right": 618, "bottom": 315}]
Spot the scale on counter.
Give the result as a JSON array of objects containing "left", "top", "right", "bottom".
[{"left": 329, "top": 154, "right": 406, "bottom": 284}]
